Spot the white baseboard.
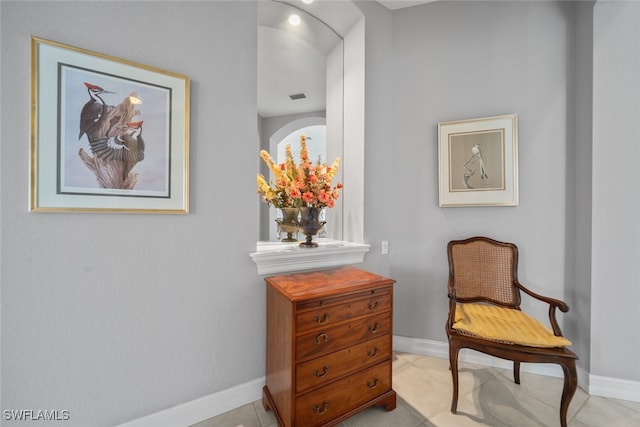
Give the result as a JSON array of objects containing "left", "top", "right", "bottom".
[
  {"left": 115, "top": 336, "right": 639, "bottom": 427},
  {"left": 589, "top": 374, "right": 640, "bottom": 402},
  {"left": 114, "top": 376, "right": 265, "bottom": 427}
]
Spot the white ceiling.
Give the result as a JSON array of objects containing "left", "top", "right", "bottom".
[{"left": 376, "top": 0, "right": 437, "bottom": 10}]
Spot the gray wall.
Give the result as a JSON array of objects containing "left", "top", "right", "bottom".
[
  {"left": 1, "top": 1, "right": 262, "bottom": 425},
  {"left": 570, "top": 0, "right": 594, "bottom": 379},
  {"left": 388, "top": 0, "right": 581, "bottom": 345},
  {"left": 384, "top": 0, "right": 637, "bottom": 383},
  {"left": 591, "top": 0, "right": 640, "bottom": 381},
  {"left": 357, "top": 0, "right": 394, "bottom": 277},
  {"left": 2, "top": 1, "right": 639, "bottom": 426}
]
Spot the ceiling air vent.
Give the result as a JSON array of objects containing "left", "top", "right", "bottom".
[{"left": 289, "top": 93, "right": 307, "bottom": 100}]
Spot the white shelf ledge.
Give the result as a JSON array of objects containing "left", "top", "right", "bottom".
[{"left": 250, "top": 239, "right": 371, "bottom": 275}]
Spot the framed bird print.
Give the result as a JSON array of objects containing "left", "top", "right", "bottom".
[
  {"left": 438, "top": 114, "right": 518, "bottom": 207},
  {"left": 30, "top": 36, "right": 190, "bottom": 213}
]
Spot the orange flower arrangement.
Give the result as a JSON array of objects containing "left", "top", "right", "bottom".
[{"left": 257, "top": 134, "right": 343, "bottom": 209}]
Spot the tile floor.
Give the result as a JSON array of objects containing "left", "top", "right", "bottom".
[{"left": 192, "top": 353, "right": 640, "bottom": 427}]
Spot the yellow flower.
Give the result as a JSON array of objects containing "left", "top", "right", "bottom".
[
  {"left": 327, "top": 158, "right": 341, "bottom": 181},
  {"left": 256, "top": 174, "right": 277, "bottom": 203}
]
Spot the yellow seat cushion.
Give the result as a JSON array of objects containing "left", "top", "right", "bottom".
[{"left": 453, "top": 303, "right": 571, "bottom": 348}]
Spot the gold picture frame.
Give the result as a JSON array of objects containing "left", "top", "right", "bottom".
[
  {"left": 438, "top": 114, "right": 518, "bottom": 207},
  {"left": 30, "top": 37, "right": 190, "bottom": 213}
]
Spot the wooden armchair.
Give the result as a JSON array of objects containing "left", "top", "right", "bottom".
[{"left": 446, "top": 236, "right": 578, "bottom": 427}]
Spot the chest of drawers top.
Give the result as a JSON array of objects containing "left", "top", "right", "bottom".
[{"left": 264, "top": 266, "right": 395, "bottom": 302}]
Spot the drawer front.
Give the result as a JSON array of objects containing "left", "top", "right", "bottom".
[
  {"left": 295, "top": 361, "right": 391, "bottom": 427},
  {"left": 296, "top": 290, "right": 392, "bottom": 333},
  {"left": 295, "top": 312, "right": 391, "bottom": 360},
  {"left": 296, "top": 335, "right": 391, "bottom": 393}
]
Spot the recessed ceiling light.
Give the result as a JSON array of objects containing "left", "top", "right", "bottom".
[
  {"left": 288, "top": 14, "right": 301, "bottom": 26},
  {"left": 302, "top": 0, "right": 314, "bottom": 4}
]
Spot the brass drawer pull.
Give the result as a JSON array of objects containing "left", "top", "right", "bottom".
[
  {"left": 314, "top": 333, "right": 329, "bottom": 344},
  {"left": 368, "top": 300, "right": 381, "bottom": 311},
  {"left": 314, "top": 313, "right": 330, "bottom": 324},
  {"left": 367, "top": 347, "right": 380, "bottom": 357},
  {"left": 368, "top": 322, "right": 380, "bottom": 333},
  {"left": 313, "top": 400, "right": 329, "bottom": 414},
  {"left": 367, "top": 378, "right": 380, "bottom": 389},
  {"left": 313, "top": 366, "right": 330, "bottom": 377}
]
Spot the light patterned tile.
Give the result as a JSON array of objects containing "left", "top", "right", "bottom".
[
  {"left": 453, "top": 378, "right": 553, "bottom": 426},
  {"left": 393, "top": 352, "right": 412, "bottom": 370},
  {"left": 190, "top": 403, "right": 260, "bottom": 427},
  {"left": 341, "top": 400, "right": 425, "bottom": 427},
  {"left": 252, "top": 400, "right": 277, "bottom": 427},
  {"left": 493, "top": 369, "right": 589, "bottom": 420},
  {"left": 469, "top": 373, "right": 594, "bottom": 427},
  {"left": 473, "top": 383, "right": 562, "bottom": 427},
  {"left": 190, "top": 354, "right": 640, "bottom": 427},
  {"left": 415, "top": 358, "right": 501, "bottom": 398},
  {"left": 394, "top": 351, "right": 424, "bottom": 364},
  {"left": 566, "top": 416, "right": 592, "bottom": 427},
  {"left": 428, "top": 392, "right": 509, "bottom": 427},
  {"left": 573, "top": 395, "right": 640, "bottom": 427},
  {"left": 398, "top": 395, "right": 433, "bottom": 424},
  {"left": 391, "top": 361, "right": 453, "bottom": 419},
  {"left": 615, "top": 397, "right": 640, "bottom": 414}
]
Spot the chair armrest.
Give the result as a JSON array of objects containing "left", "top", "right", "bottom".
[
  {"left": 446, "top": 283, "right": 457, "bottom": 327},
  {"left": 515, "top": 281, "right": 569, "bottom": 336},
  {"left": 515, "top": 281, "right": 569, "bottom": 311}
]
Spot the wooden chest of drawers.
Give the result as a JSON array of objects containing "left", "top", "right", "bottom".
[{"left": 262, "top": 266, "right": 396, "bottom": 427}]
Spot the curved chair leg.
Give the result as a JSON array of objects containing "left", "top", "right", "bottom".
[
  {"left": 449, "top": 340, "right": 461, "bottom": 413},
  {"left": 513, "top": 360, "right": 521, "bottom": 384},
  {"left": 559, "top": 359, "right": 578, "bottom": 427}
]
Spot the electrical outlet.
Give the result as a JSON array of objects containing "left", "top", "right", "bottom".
[{"left": 381, "top": 240, "right": 389, "bottom": 255}]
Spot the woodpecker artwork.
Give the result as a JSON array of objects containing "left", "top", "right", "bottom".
[
  {"left": 77, "top": 80, "right": 146, "bottom": 189},
  {"left": 117, "top": 121, "right": 145, "bottom": 180},
  {"left": 78, "top": 82, "right": 114, "bottom": 140},
  {"left": 87, "top": 121, "right": 145, "bottom": 180}
]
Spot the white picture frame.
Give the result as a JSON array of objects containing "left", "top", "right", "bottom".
[{"left": 438, "top": 114, "right": 518, "bottom": 207}]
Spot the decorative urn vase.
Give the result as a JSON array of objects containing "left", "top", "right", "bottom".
[
  {"left": 275, "top": 207, "right": 299, "bottom": 242},
  {"left": 297, "top": 207, "right": 326, "bottom": 248}
]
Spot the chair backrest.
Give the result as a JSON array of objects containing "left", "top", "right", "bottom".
[{"left": 447, "top": 236, "right": 521, "bottom": 308}]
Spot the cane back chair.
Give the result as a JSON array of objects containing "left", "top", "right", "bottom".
[{"left": 446, "top": 236, "right": 578, "bottom": 427}]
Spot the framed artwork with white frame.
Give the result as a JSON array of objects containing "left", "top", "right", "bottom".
[{"left": 438, "top": 114, "right": 518, "bottom": 207}]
